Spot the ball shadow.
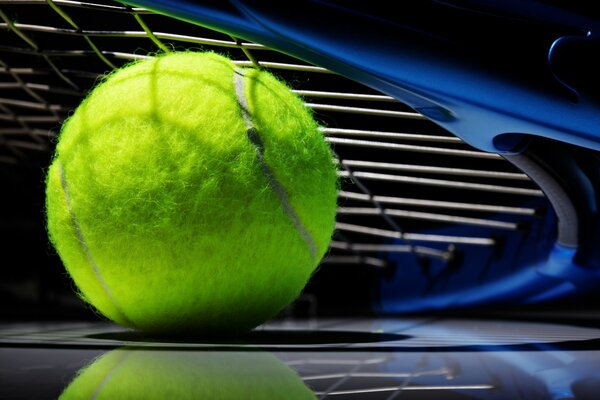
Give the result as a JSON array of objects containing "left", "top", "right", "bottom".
[{"left": 87, "top": 329, "right": 409, "bottom": 346}]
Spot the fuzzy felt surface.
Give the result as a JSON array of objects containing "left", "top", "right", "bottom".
[
  {"left": 45, "top": 52, "right": 338, "bottom": 334},
  {"left": 59, "top": 348, "right": 315, "bottom": 399}
]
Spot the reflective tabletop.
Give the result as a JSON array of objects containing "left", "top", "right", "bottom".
[{"left": 2, "top": 315, "right": 599, "bottom": 399}]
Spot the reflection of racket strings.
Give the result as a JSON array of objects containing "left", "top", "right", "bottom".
[{"left": 0, "top": 1, "right": 550, "bottom": 279}]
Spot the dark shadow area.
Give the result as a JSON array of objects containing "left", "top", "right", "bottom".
[{"left": 87, "top": 329, "right": 410, "bottom": 346}]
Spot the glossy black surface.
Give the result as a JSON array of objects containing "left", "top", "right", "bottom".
[{"left": 2, "top": 316, "right": 600, "bottom": 399}]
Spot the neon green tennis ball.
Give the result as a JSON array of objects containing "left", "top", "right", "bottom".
[
  {"left": 45, "top": 52, "right": 338, "bottom": 334},
  {"left": 59, "top": 348, "right": 315, "bottom": 399}
]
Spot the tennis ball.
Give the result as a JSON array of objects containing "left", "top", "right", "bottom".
[
  {"left": 45, "top": 51, "right": 338, "bottom": 334},
  {"left": 59, "top": 348, "right": 315, "bottom": 399}
]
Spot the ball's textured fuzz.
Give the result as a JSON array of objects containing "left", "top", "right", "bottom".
[
  {"left": 45, "top": 52, "right": 338, "bottom": 334},
  {"left": 59, "top": 349, "right": 315, "bottom": 399}
]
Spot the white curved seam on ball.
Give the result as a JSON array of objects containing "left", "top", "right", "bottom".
[
  {"left": 90, "top": 351, "right": 133, "bottom": 400},
  {"left": 58, "top": 163, "right": 135, "bottom": 327},
  {"left": 234, "top": 68, "right": 318, "bottom": 261}
]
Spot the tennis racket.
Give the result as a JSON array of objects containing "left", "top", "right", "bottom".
[{"left": 1, "top": 0, "right": 599, "bottom": 315}]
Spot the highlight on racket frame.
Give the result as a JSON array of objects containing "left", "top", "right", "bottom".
[{"left": 1, "top": 0, "right": 599, "bottom": 315}]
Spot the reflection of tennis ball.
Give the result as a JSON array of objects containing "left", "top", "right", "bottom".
[
  {"left": 45, "top": 52, "right": 338, "bottom": 334},
  {"left": 59, "top": 349, "right": 315, "bottom": 399}
]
